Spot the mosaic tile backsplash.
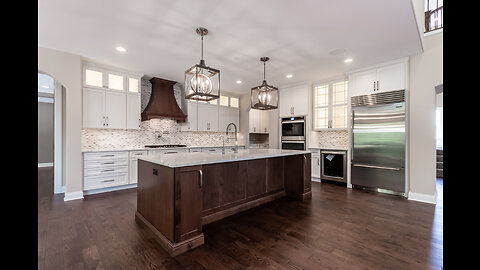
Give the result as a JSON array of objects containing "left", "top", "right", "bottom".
[{"left": 309, "top": 129, "right": 349, "bottom": 149}]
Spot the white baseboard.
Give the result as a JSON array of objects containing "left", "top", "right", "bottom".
[
  {"left": 38, "top": 162, "right": 54, "bottom": 168},
  {"left": 83, "top": 183, "right": 137, "bottom": 196},
  {"left": 64, "top": 191, "right": 84, "bottom": 201},
  {"left": 408, "top": 191, "right": 437, "bottom": 204}
]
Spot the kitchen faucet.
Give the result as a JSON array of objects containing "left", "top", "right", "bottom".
[{"left": 225, "top": 123, "right": 238, "bottom": 153}]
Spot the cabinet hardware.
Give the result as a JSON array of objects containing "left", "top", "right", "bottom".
[
  {"left": 198, "top": 170, "right": 203, "bottom": 188},
  {"left": 377, "top": 80, "right": 379, "bottom": 91},
  {"left": 317, "top": 159, "right": 319, "bottom": 166},
  {"left": 102, "top": 162, "right": 115, "bottom": 165},
  {"left": 352, "top": 163, "right": 402, "bottom": 171},
  {"left": 101, "top": 155, "right": 115, "bottom": 157},
  {"left": 102, "top": 169, "right": 115, "bottom": 172},
  {"left": 153, "top": 169, "right": 158, "bottom": 175},
  {"left": 373, "top": 81, "right": 376, "bottom": 91},
  {"left": 102, "top": 179, "right": 115, "bottom": 183},
  {"left": 134, "top": 153, "right": 143, "bottom": 155}
]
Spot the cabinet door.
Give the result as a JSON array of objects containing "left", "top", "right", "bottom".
[
  {"left": 259, "top": 110, "right": 269, "bottom": 133},
  {"left": 126, "top": 94, "right": 141, "bottom": 129},
  {"left": 84, "top": 67, "right": 105, "bottom": 88},
  {"left": 83, "top": 88, "right": 105, "bottom": 128},
  {"left": 350, "top": 70, "right": 377, "bottom": 97},
  {"left": 174, "top": 166, "right": 203, "bottom": 242},
  {"left": 221, "top": 161, "right": 247, "bottom": 206},
  {"left": 228, "top": 107, "right": 239, "bottom": 131},
  {"left": 249, "top": 109, "right": 259, "bottom": 133},
  {"left": 197, "top": 103, "right": 218, "bottom": 132},
  {"left": 129, "top": 158, "right": 138, "bottom": 184},
  {"left": 291, "top": 84, "right": 309, "bottom": 116},
  {"left": 218, "top": 106, "right": 230, "bottom": 132},
  {"left": 247, "top": 159, "right": 267, "bottom": 198},
  {"left": 279, "top": 87, "right": 295, "bottom": 117},
  {"left": 106, "top": 72, "right": 125, "bottom": 91},
  {"left": 267, "top": 157, "right": 284, "bottom": 192},
  {"left": 127, "top": 76, "right": 140, "bottom": 93},
  {"left": 201, "top": 163, "right": 222, "bottom": 214},
  {"left": 376, "top": 63, "right": 406, "bottom": 93},
  {"left": 183, "top": 101, "right": 198, "bottom": 131},
  {"left": 105, "top": 91, "right": 126, "bottom": 129},
  {"left": 311, "top": 156, "right": 320, "bottom": 178}
]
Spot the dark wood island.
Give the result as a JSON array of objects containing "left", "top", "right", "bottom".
[{"left": 135, "top": 149, "right": 311, "bottom": 256}]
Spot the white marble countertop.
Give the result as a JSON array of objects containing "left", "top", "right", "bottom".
[
  {"left": 308, "top": 147, "right": 348, "bottom": 151},
  {"left": 137, "top": 148, "right": 311, "bottom": 168},
  {"left": 82, "top": 145, "right": 246, "bottom": 153}
]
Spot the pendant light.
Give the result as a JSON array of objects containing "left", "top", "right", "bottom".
[
  {"left": 184, "top": 27, "right": 220, "bottom": 101},
  {"left": 251, "top": 57, "right": 278, "bottom": 110}
]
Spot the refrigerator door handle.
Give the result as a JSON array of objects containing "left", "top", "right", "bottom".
[
  {"left": 352, "top": 163, "right": 402, "bottom": 171},
  {"left": 351, "top": 110, "right": 355, "bottom": 161}
]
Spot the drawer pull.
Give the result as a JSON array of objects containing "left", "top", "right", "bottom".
[
  {"left": 209, "top": 149, "right": 216, "bottom": 151},
  {"left": 134, "top": 153, "right": 144, "bottom": 155},
  {"left": 102, "top": 169, "right": 115, "bottom": 172},
  {"left": 102, "top": 162, "right": 115, "bottom": 165},
  {"left": 101, "top": 179, "right": 115, "bottom": 183},
  {"left": 101, "top": 155, "right": 115, "bottom": 157}
]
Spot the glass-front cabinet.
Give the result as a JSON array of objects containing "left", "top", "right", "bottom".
[
  {"left": 84, "top": 65, "right": 141, "bottom": 93},
  {"left": 313, "top": 79, "right": 348, "bottom": 130}
]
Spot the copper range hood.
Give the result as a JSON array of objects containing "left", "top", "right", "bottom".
[{"left": 141, "top": 77, "right": 186, "bottom": 123}]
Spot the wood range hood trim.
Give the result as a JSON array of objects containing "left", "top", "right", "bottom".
[{"left": 141, "top": 77, "right": 187, "bottom": 123}]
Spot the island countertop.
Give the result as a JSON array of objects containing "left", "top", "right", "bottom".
[{"left": 137, "top": 148, "right": 311, "bottom": 168}]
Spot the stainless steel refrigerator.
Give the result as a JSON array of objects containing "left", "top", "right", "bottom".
[{"left": 351, "top": 90, "right": 406, "bottom": 194}]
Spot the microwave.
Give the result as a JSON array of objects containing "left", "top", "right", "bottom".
[{"left": 281, "top": 116, "right": 305, "bottom": 141}]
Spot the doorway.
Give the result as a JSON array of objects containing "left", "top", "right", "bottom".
[
  {"left": 435, "top": 84, "right": 443, "bottom": 204},
  {"left": 38, "top": 71, "right": 64, "bottom": 197}
]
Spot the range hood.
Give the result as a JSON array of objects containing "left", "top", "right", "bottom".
[{"left": 141, "top": 77, "right": 187, "bottom": 123}]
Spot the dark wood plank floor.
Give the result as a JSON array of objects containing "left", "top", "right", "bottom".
[{"left": 38, "top": 168, "right": 443, "bottom": 269}]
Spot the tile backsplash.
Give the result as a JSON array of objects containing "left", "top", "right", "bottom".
[
  {"left": 309, "top": 130, "right": 349, "bottom": 149},
  {"left": 82, "top": 118, "right": 229, "bottom": 151},
  {"left": 82, "top": 77, "right": 227, "bottom": 151}
]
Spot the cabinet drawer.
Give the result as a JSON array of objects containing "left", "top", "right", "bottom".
[
  {"left": 129, "top": 150, "right": 148, "bottom": 159},
  {"left": 84, "top": 173, "right": 128, "bottom": 191},
  {"left": 84, "top": 158, "right": 128, "bottom": 169},
  {"left": 84, "top": 165, "right": 128, "bottom": 177},
  {"left": 84, "top": 151, "right": 128, "bottom": 161}
]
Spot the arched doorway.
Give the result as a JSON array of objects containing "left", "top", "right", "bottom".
[{"left": 38, "top": 70, "right": 64, "bottom": 197}]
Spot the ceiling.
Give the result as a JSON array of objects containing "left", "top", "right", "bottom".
[{"left": 38, "top": 0, "right": 422, "bottom": 94}]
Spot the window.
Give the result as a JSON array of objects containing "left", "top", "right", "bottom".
[
  {"left": 313, "top": 80, "right": 348, "bottom": 130},
  {"left": 425, "top": 0, "right": 443, "bottom": 33}
]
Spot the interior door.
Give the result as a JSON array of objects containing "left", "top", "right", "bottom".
[{"left": 352, "top": 102, "right": 405, "bottom": 168}]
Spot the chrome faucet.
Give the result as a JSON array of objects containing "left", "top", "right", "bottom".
[{"left": 226, "top": 123, "right": 238, "bottom": 153}]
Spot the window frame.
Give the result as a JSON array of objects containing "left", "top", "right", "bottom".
[{"left": 312, "top": 78, "right": 349, "bottom": 131}]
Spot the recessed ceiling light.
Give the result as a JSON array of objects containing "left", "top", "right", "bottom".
[
  {"left": 286, "top": 74, "right": 293, "bottom": 78},
  {"left": 41, "top": 85, "right": 49, "bottom": 88},
  {"left": 236, "top": 80, "right": 242, "bottom": 84},
  {"left": 344, "top": 58, "right": 353, "bottom": 63},
  {"left": 116, "top": 46, "right": 127, "bottom": 52}
]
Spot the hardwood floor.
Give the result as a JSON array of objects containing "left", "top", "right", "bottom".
[{"left": 38, "top": 168, "right": 443, "bottom": 269}]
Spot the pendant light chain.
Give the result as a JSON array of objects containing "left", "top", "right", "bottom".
[
  {"left": 263, "top": 61, "right": 266, "bottom": 81},
  {"left": 201, "top": 35, "right": 204, "bottom": 61}
]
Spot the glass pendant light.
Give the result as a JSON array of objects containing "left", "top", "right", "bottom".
[
  {"left": 184, "top": 27, "right": 220, "bottom": 101},
  {"left": 251, "top": 57, "right": 278, "bottom": 110}
]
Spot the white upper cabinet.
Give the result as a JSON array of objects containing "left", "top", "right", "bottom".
[
  {"left": 348, "top": 60, "right": 408, "bottom": 97},
  {"left": 126, "top": 94, "right": 141, "bottom": 129},
  {"left": 82, "top": 63, "right": 142, "bottom": 130},
  {"left": 219, "top": 106, "right": 239, "bottom": 132},
  {"left": 279, "top": 83, "right": 309, "bottom": 117},
  {"left": 197, "top": 103, "right": 218, "bottom": 132}
]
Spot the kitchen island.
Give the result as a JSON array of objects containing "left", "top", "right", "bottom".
[{"left": 135, "top": 149, "right": 311, "bottom": 256}]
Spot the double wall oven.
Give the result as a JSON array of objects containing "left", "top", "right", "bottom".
[{"left": 281, "top": 116, "right": 306, "bottom": 150}]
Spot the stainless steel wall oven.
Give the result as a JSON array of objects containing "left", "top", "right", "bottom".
[{"left": 281, "top": 116, "right": 306, "bottom": 150}]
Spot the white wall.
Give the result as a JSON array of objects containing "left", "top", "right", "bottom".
[
  {"left": 38, "top": 47, "right": 83, "bottom": 199},
  {"left": 408, "top": 31, "right": 443, "bottom": 200}
]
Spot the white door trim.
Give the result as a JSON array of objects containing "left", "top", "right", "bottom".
[{"left": 54, "top": 80, "right": 63, "bottom": 194}]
